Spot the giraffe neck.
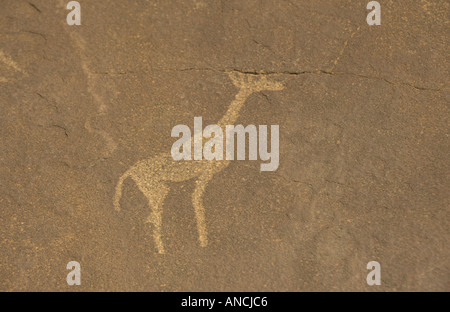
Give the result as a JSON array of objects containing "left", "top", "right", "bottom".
[{"left": 217, "top": 89, "right": 253, "bottom": 128}]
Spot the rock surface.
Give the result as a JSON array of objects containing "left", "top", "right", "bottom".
[{"left": 0, "top": 0, "right": 448, "bottom": 291}]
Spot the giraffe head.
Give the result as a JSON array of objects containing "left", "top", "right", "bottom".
[{"left": 228, "top": 71, "right": 285, "bottom": 93}]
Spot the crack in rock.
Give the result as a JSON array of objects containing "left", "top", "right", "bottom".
[
  {"left": 165, "top": 67, "right": 442, "bottom": 92},
  {"left": 27, "top": 2, "right": 41, "bottom": 13}
]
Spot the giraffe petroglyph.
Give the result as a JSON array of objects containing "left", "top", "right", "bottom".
[{"left": 114, "top": 72, "right": 285, "bottom": 254}]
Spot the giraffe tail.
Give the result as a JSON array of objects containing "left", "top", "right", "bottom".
[{"left": 114, "top": 170, "right": 131, "bottom": 212}]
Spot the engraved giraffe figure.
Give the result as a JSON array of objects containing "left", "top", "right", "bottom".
[{"left": 114, "top": 72, "right": 285, "bottom": 254}]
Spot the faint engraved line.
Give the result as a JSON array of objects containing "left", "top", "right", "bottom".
[
  {"left": 0, "top": 50, "right": 25, "bottom": 74},
  {"left": 329, "top": 26, "right": 361, "bottom": 72},
  {"left": 58, "top": 0, "right": 117, "bottom": 159}
]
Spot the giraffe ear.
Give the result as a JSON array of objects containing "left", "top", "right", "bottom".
[{"left": 227, "top": 71, "right": 245, "bottom": 88}]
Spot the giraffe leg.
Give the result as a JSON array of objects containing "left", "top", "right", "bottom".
[
  {"left": 142, "top": 183, "right": 170, "bottom": 254},
  {"left": 192, "top": 172, "right": 214, "bottom": 248}
]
